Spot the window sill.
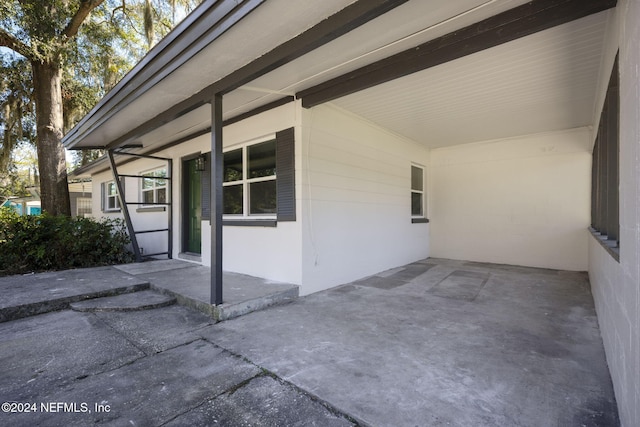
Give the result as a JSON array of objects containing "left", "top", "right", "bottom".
[
  {"left": 136, "top": 206, "right": 166, "bottom": 213},
  {"left": 411, "top": 218, "right": 430, "bottom": 224},
  {"left": 223, "top": 219, "right": 277, "bottom": 227},
  {"left": 589, "top": 227, "right": 620, "bottom": 262},
  {"left": 102, "top": 209, "right": 121, "bottom": 213}
]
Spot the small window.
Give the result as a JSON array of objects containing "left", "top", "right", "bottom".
[
  {"left": 140, "top": 168, "right": 168, "bottom": 206},
  {"left": 76, "top": 197, "right": 92, "bottom": 217},
  {"left": 411, "top": 165, "right": 424, "bottom": 217},
  {"left": 104, "top": 181, "right": 120, "bottom": 211},
  {"left": 222, "top": 139, "right": 277, "bottom": 217}
]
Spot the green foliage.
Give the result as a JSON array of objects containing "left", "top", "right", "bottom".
[
  {"left": 1, "top": 0, "right": 203, "bottom": 172},
  {"left": 0, "top": 55, "right": 35, "bottom": 171},
  {"left": 0, "top": 208, "right": 135, "bottom": 276},
  {"left": 0, "top": 145, "right": 38, "bottom": 200}
]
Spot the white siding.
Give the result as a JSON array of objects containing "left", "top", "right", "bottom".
[
  {"left": 430, "top": 127, "right": 592, "bottom": 271},
  {"left": 300, "top": 104, "right": 430, "bottom": 295},
  {"left": 589, "top": 2, "right": 640, "bottom": 426}
]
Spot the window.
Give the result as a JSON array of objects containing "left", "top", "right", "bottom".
[
  {"left": 411, "top": 165, "right": 425, "bottom": 218},
  {"left": 103, "top": 181, "right": 120, "bottom": 212},
  {"left": 141, "top": 168, "right": 168, "bottom": 206},
  {"left": 201, "top": 127, "right": 296, "bottom": 223},
  {"left": 591, "top": 54, "right": 619, "bottom": 258},
  {"left": 76, "top": 197, "right": 92, "bottom": 217},
  {"left": 223, "top": 139, "right": 277, "bottom": 217}
]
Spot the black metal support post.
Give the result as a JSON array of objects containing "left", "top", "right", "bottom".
[
  {"left": 210, "top": 93, "right": 223, "bottom": 305},
  {"left": 107, "top": 149, "right": 143, "bottom": 262},
  {"left": 167, "top": 158, "right": 173, "bottom": 259}
]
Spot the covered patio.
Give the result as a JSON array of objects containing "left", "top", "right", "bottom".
[
  {"left": 61, "top": 1, "right": 639, "bottom": 423},
  {"left": 0, "top": 257, "right": 617, "bottom": 425},
  {"left": 64, "top": 0, "right": 618, "bottom": 302}
]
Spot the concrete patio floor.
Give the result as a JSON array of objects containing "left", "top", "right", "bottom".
[
  {"left": 203, "top": 258, "right": 619, "bottom": 426},
  {"left": 0, "top": 258, "right": 619, "bottom": 426}
]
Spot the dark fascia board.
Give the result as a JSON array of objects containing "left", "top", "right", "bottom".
[
  {"left": 297, "top": 0, "right": 618, "bottom": 108},
  {"left": 64, "top": 0, "right": 266, "bottom": 148},
  {"left": 72, "top": 96, "right": 296, "bottom": 176},
  {"left": 95, "top": 0, "right": 410, "bottom": 150}
]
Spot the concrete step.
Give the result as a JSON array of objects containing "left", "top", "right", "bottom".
[
  {"left": 70, "top": 290, "right": 176, "bottom": 312},
  {"left": 212, "top": 285, "right": 299, "bottom": 322},
  {"left": 153, "top": 282, "right": 299, "bottom": 322},
  {"left": 0, "top": 266, "right": 151, "bottom": 323}
]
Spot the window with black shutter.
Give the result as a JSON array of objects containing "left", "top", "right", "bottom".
[{"left": 201, "top": 127, "right": 295, "bottom": 224}]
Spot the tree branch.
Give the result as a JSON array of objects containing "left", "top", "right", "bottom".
[
  {"left": 0, "top": 28, "right": 33, "bottom": 60},
  {"left": 63, "top": 0, "right": 107, "bottom": 38}
]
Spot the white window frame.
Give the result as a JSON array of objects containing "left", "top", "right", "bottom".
[
  {"left": 139, "top": 167, "right": 168, "bottom": 207},
  {"left": 104, "top": 181, "right": 120, "bottom": 212},
  {"left": 76, "top": 197, "right": 92, "bottom": 218},
  {"left": 411, "top": 164, "right": 425, "bottom": 218},
  {"left": 223, "top": 135, "right": 277, "bottom": 219}
]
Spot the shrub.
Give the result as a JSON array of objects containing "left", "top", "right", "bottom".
[{"left": 0, "top": 208, "right": 135, "bottom": 276}]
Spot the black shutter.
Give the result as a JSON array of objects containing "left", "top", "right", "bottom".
[
  {"left": 276, "top": 127, "right": 296, "bottom": 221},
  {"left": 119, "top": 176, "right": 125, "bottom": 209},
  {"left": 201, "top": 152, "right": 211, "bottom": 221},
  {"left": 100, "top": 182, "right": 105, "bottom": 212}
]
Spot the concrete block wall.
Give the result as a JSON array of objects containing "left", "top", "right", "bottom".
[{"left": 588, "top": 1, "right": 640, "bottom": 426}]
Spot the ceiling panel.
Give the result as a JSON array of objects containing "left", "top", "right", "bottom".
[
  {"left": 245, "top": 0, "right": 532, "bottom": 94},
  {"left": 330, "top": 11, "right": 610, "bottom": 147}
]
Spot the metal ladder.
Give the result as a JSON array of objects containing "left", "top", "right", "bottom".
[{"left": 107, "top": 149, "right": 173, "bottom": 262}]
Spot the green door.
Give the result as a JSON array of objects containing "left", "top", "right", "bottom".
[{"left": 184, "top": 158, "right": 201, "bottom": 254}]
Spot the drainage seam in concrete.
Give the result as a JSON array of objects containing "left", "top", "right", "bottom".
[{"left": 200, "top": 337, "right": 365, "bottom": 426}]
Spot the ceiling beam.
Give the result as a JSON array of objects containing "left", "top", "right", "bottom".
[
  {"left": 80, "top": 0, "right": 410, "bottom": 150},
  {"left": 297, "top": 0, "right": 618, "bottom": 108}
]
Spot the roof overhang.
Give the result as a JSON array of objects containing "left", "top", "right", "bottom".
[
  {"left": 64, "top": 0, "right": 409, "bottom": 150},
  {"left": 64, "top": 0, "right": 618, "bottom": 155}
]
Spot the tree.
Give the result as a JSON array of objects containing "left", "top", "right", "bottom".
[
  {"left": 0, "top": 144, "right": 38, "bottom": 200},
  {"left": 0, "top": 54, "right": 35, "bottom": 174},
  {"left": 0, "top": 0, "right": 200, "bottom": 215}
]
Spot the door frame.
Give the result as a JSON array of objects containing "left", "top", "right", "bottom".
[{"left": 181, "top": 152, "right": 203, "bottom": 254}]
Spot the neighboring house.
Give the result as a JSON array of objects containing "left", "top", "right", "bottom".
[
  {"left": 1, "top": 197, "right": 41, "bottom": 216},
  {"left": 64, "top": 1, "right": 639, "bottom": 425},
  {"left": 2, "top": 187, "right": 41, "bottom": 215},
  {"left": 1, "top": 182, "right": 92, "bottom": 218}
]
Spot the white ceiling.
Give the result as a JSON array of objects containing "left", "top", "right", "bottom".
[
  {"left": 330, "top": 11, "right": 611, "bottom": 147},
  {"left": 67, "top": 0, "right": 615, "bottom": 153}
]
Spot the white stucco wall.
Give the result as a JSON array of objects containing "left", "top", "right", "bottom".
[
  {"left": 201, "top": 102, "right": 303, "bottom": 285},
  {"left": 91, "top": 102, "right": 303, "bottom": 285},
  {"left": 95, "top": 100, "right": 431, "bottom": 294},
  {"left": 300, "top": 104, "right": 430, "bottom": 295},
  {"left": 430, "top": 128, "right": 592, "bottom": 271},
  {"left": 588, "top": 2, "right": 640, "bottom": 426}
]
